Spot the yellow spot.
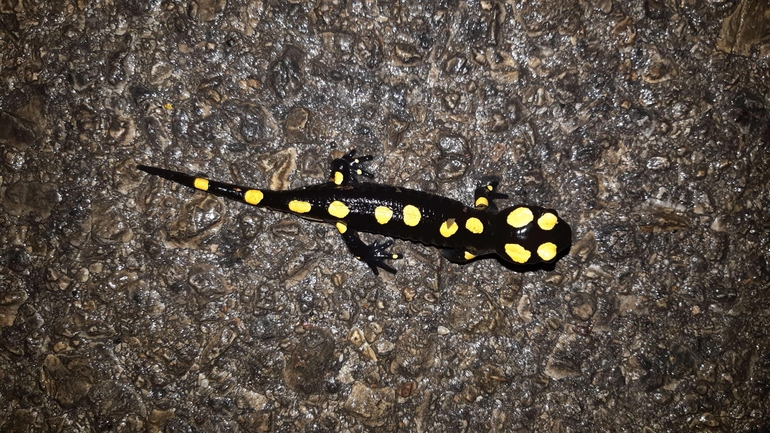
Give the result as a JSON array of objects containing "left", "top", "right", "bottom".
[
  {"left": 486, "top": 184, "right": 494, "bottom": 191},
  {"left": 538, "top": 213, "right": 558, "bottom": 231},
  {"left": 333, "top": 171, "right": 344, "bottom": 185},
  {"left": 244, "top": 189, "right": 263, "bottom": 205},
  {"left": 439, "top": 219, "right": 458, "bottom": 238},
  {"left": 475, "top": 196, "right": 489, "bottom": 208},
  {"left": 507, "top": 207, "right": 534, "bottom": 228},
  {"left": 193, "top": 178, "right": 209, "bottom": 191},
  {"left": 328, "top": 200, "right": 350, "bottom": 218},
  {"left": 402, "top": 205, "right": 421, "bottom": 227},
  {"left": 374, "top": 206, "right": 393, "bottom": 225},
  {"left": 336, "top": 222, "right": 348, "bottom": 234},
  {"left": 465, "top": 217, "right": 484, "bottom": 234},
  {"left": 289, "top": 200, "right": 312, "bottom": 213},
  {"left": 463, "top": 251, "right": 476, "bottom": 260},
  {"left": 163, "top": 102, "right": 173, "bottom": 110},
  {"left": 537, "top": 242, "right": 558, "bottom": 261},
  {"left": 505, "top": 243, "right": 531, "bottom": 264}
]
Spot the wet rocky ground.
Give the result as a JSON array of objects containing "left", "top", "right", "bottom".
[{"left": 1, "top": 0, "right": 769, "bottom": 431}]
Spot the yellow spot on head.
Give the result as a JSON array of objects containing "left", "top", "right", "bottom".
[
  {"left": 336, "top": 222, "right": 348, "bottom": 234},
  {"left": 537, "top": 242, "right": 558, "bottom": 261},
  {"left": 289, "top": 200, "right": 312, "bottom": 213},
  {"left": 328, "top": 200, "right": 350, "bottom": 218},
  {"left": 402, "top": 205, "right": 421, "bottom": 227},
  {"left": 193, "top": 178, "right": 209, "bottom": 191},
  {"left": 507, "top": 207, "right": 534, "bottom": 228},
  {"left": 475, "top": 196, "right": 489, "bottom": 208},
  {"left": 463, "top": 251, "right": 476, "bottom": 260},
  {"left": 333, "top": 171, "right": 344, "bottom": 186},
  {"left": 465, "top": 217, "right": 484, "bottom": 234},
  {"left": 375, "top": 206, "right": 393, "bottom": 225},
  {"left": 439, "top": 219, "right": 458, "bottom": 238},
  {"left": 244, "top": 189, "right": 264, "bottom": 205},
  {"left": 538, "top": 213, "right": 558, "bottom": 231},
  {"left": 486, "top": 184, "right": 494, "bottom": 191},
  {"left": 504, "top": 243, "right": 531, "bottom": 264}
]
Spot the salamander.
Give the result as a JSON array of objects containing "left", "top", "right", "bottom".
[{"left": 137, "top": 149, "right": 572, "bottom": 274}]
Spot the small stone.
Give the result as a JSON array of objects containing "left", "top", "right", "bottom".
[{"left": 344, "top": 381, "right": 395, "bottom": 427}]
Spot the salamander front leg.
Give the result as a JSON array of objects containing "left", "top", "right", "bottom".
[
  {"left": 474, "top": 177, "right": 509, "bottom": 212},
  {"left": 329, "top": 149, "right": 375, "bottom": 186},
  {"left": 335, "top": 222, "right": 402, "bottom": 275},
  {"left": 441, "top": 248, "right": 480, "bottom": 264}
]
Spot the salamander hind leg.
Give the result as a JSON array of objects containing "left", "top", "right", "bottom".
[
  {"left": 329, "top": 149, "right": 375, "bottom": 186},
  {"left": 336, "top": 223, "right": 402, "bottom": 275},
  {"left": 474, "top": 177, "right": 509, "bottom": 212}
]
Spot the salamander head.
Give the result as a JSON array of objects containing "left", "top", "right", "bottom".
[{"left": 492, "top": 205, "right": 572, "bottom": 265}]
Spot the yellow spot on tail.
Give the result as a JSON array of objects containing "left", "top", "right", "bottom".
[
  {"left": 244, "top": 189, "right": 264, "bottom": 205},
  {"left": 193, "top": 178, "right": 209, "bottom": 191},
  {"left": 439, "top": 219, "right": 458, "bottom": 238},
  {"left": 374, "top": 206, "right": 393, "bottom": 224},
  {"left": 289, "top": 200, "right": 312, "bottom": 213},
  {"left": 336, "top": 222, "right": 347, "bottom": 234},
  {"left": 402, "top": 205, "right": 421, "bottom": 227},
  {"left": 537, "top": 242, "right": 558, "bottom": 261},
  {"left": 507, "top": 207, "right": 534, "bottom": 228},
  {"left": 475, "top": 196, "right": 489, "bottom": 208},
  {"left": 538, "top": 212, "right": 558, "bottom": 231},
  {"left": 463, "top": 251, "right": 476, "bottom": 260},
  {"left": 504, "top": 243, "right": 531, "bottom": 264},
  {"left": 465, "top": 217, "right": 484, "bottom": 234},
  {"left": 333, "top": 171, "right": 344, "bottom": 185},
  {"left": 328, "top": 200, "right": 350, "bottom": 218}
]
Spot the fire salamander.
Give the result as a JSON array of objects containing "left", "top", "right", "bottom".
[{"left": 137, "top": 149, "right": 571, "bottom": 274}]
